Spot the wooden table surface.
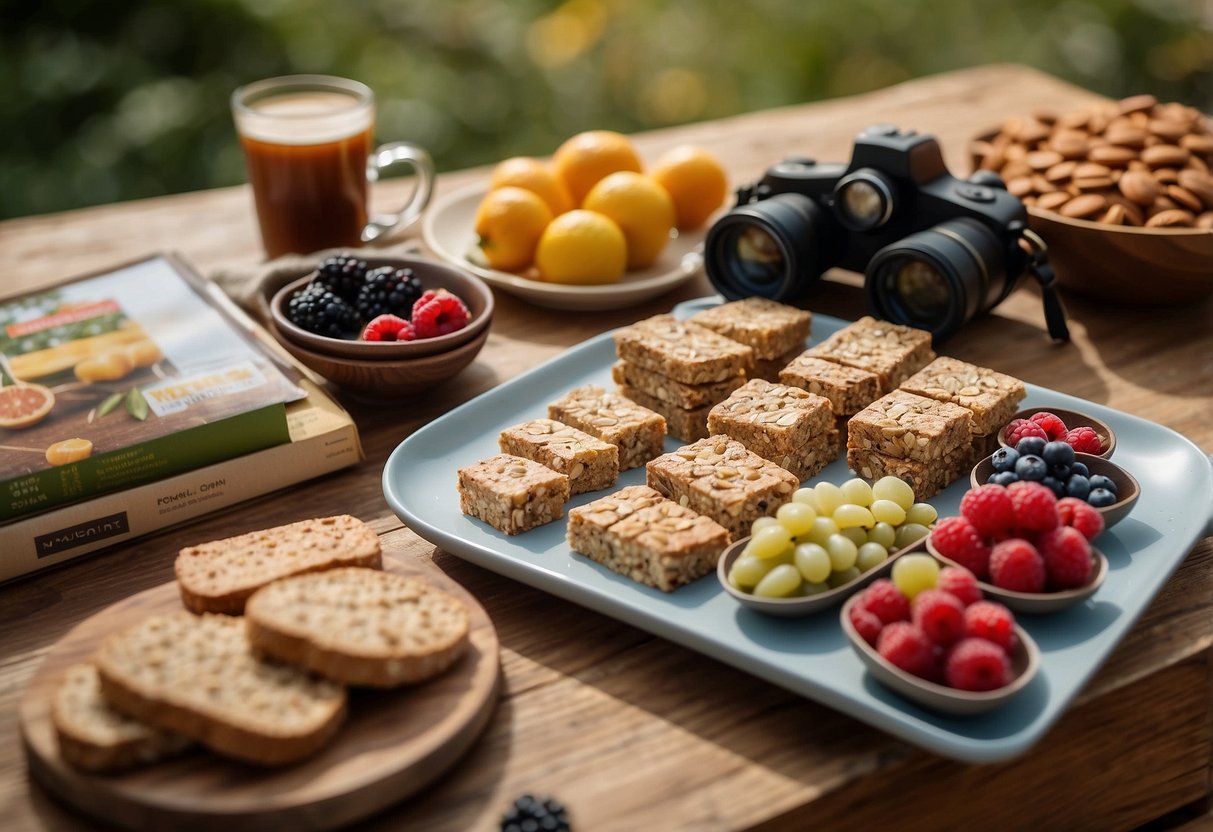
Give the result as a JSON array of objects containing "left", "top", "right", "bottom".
[{"left": 2, "top": 64, "right": 1211, "bottom": 832}]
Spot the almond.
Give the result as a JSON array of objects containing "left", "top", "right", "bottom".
[
  {"left": 1044, "top": 161, "right": 1077, "bottom": 183},
  {"left": 1141, "top": 144, "right": 1190, "bottom": 168},
  {"left": 1179, "top": 134, "right": 1213, "bottom": 155},
  {"left": 1144, "top": 209, "right": 1195, "bottom": 227},
  {"left": 1117, "top": 94, "right": 1158, "bottom": 115},
  {"left": 1118, "top": 170, "right": 1160, "bottom": 205},
  {"left": 1036, "top": 191, "right": 1072, "bottom": 212},
  {"left": 1166, "top": 184, "right": 1204, "bottom": 213},
  {"left": 1088, "top": 145, "right": 1138, "bottom": 166},
  {"left": 1148, "top": 119, "right": 1189, "bottom": 143},
  {"left": 1026, "top": 150, "right": 1063, "bottom": 170},
  {"left": 1100, "top": 204, "right": 1127, "bottom": 225},
  {"left": 1059, "top": 193, "right": 1107, "bottom": 219},
  {"left": 1104, "top": 123, "right": 1148, "bottom": 148},
  {"left": 1050, "top": 132, "right": 1090, "bottom": 159},
  {"left": 1154, "top": 167, "right": 1180, "bottom": 185},
  {"left": 1177, "top": 170, "right": 1213, "bottom": 209}
]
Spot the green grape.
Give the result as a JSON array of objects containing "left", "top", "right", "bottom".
[
  {"left": 839, "top": 477, "right": 874, "bottom": 506},
  {"left": 840, "top": 526, "right": 868, "bottom": 546},
  {"left": 825, "top": 533, "right": 858, "bottom": 571},
  {"left": 891, "top": 553, "right": 940, "bottom": 600},
  {"left": 753, "top": 563, "right": 802, "bottom": 598},
  {"left": 905, "top": 502, "right": 938, "bottom": 527},
  {"left": 833, "top": 503, "right": 875, "bottom": 529},
  {"left": 745, "top": 525, "right": 793, "bottom": 559},
  {"left": 827, "top": 566, "right": 862, "bottom": 588},
  {"left": 791, "top": 487, "right": 819, "bottom": 511},
  {"left": 894, "top": 522, "right": 930, "bottom": 550},
  {"left": 750, "top": 515, "right": 781, "bottom": 534},
  {"left": 856, "top": 541, "right": 889, "bottom": 572},
  {"left": 729, "top": 555, "right": 772, "bottom": 589},
  {"left": 805, "top": 516, "right": 840, "bottom": 546},
  {"left": 869, "top": 498, "right": 907, "bottom": 526},
  {"left": 868, "top": 521, "right": 897, "bottom": 548},
  {"left": 872, "top": 475, "right": 915, "bottom": 510},
  {"left": 776, "top": 501, "right": 816, "bottom": 536},
  {"left": 793, "top": 542, "right": 832, "bottom": 583},
  {"left": 814, "top": 481, "right": 845, "bottom": 515},
  {"left": 799, "top": 581, "right": 830, "bottom": 597}
]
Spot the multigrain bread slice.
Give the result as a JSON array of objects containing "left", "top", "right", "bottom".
[
  {"left": 95, "top": 612, "right": 346, "bottom": 766},
  {"left": 245, "top": 568, "right": 471, "bottom": 688},
  {"left": 175, "top": 515, "right": 382, "bottom": 615},
  {"left": 52, "top": 663, "right": 191, "bottom": 772}
]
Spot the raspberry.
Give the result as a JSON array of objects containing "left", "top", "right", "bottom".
[
  {"left": 411, "top": 291, "right": 470, "bottom": 338},
  {"left": 1065, "top": 426, "right": 1103, "bottom": 455},
  {"left": 911, "top": 589, "right": 966, "bottom": 646},
  {"left": 1007, "top": 480, "right": 1059, "bottom": 533},
  {"left": 848, "top": 603, "right": 884, "bottom": 646},
  {"left": 360, "top": 314, "right": 415, "bottom": 342},
  {"left": 1028, "top": 410, "right": 1069, "bottom": 441},
  {"left": 856, "top": 579, "right": 910, "bottom": 625},
  {"left": 1056, "top": 496, "right": 1105, "bottom": 541},
  {"left": 960, "top": 484, "right": 1016, "bottom": 537},
  {"left": 964, "top": 600, "right": 1017, "bottom": 651},
  {"left": 1037, "top": 526, "right": 1093, "bottom": 589},
  {"left": 876, "top": 621, "right": 936, "bottom": 679},
  {"left": 928, "top": 517, "right": 991, "bottom": 579},
  {"left": 1004, "top": 418, "right": 1048, "bottom": 446},
  {"left": 945, "top": 638, "right": 1011, "bottom": 691},
  {"left": 937, "top": 566, "right": 982, "bottom": 607},
  {"left": 989, "top": 538, "right": 1047, "bottom": 593}
]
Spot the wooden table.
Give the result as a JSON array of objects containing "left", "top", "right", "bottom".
[{"left": 2, "top": 64, "right": 1211, "bottom": 831}]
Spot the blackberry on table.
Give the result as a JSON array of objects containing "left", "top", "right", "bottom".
[
  {"left": 355, "top": 266, "right": 424, "bottom": 321},
  {"left": 500, "top": 794, "right": 571, "bottom": 832},
  {"left": 286, "top": 284, "right": 360, "bottom": 339},
  {"left": 314, "top": 255, "right": 369, "bottom": 301}
]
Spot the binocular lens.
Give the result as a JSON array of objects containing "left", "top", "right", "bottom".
[
  {"left": 704, "top": 193, "right": 824, "bottom": 301},
  {"left": 884, "top": 258, "right": 951, "bottom": 323},
  {"left": 724, "top": 225, "right": 786, "bottom": 290}
]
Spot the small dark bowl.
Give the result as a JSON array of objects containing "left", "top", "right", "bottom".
[
  {"left": 971, "top": 451, "right": 1140, "bottom": 529},
  {"left": 997, "top": 407, "right": 1115, "bottom": 459},
  {"left": 270, "top": 256, "right": 493, "bottom": 359}
]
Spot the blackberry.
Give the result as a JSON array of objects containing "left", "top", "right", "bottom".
[
  {"left": 285, "top": 284, "right": 360, "bottom": 339},
  {"left": 354, "top": 266, "right": 423, "bottom": 321},
  {"left": 500, "top": 794, "right": 571, "bottom": 832},
  {"left": 314, "top": 255, "right": 370, "bottom": 301}
]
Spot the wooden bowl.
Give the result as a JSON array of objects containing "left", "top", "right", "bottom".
[
  {"left": 270, "top": 256, "right": 493, "bottom": 359},
  {"left": 997, "top": 407, "right": 1115, "bottom": 458},
  {"left": 841, "top": 592, "right": 1040, "bottom": 715},
  {"left": 971, "top": 451, "right": 1140, "bottom": 529}
]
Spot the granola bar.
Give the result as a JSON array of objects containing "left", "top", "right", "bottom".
[
  {"left": 706, "top": 378, "right": 834, "bottom": 461},
  {"left": 847, "top": 390, "right": 974, "bottom": 464},
  {"left": 567, "top": 486, "right": 730, "bottom": 591},
  {"left": 457, "top": 454, "right": 570, "bottom": 535},
  {"left": 898, "top": 356, "right": 1026, "bottom": 437},
  {"left": 770, "top": 429, "right": 841, "bottom": 482},
  {"left": 806, "top": 316, "right": 935, "bottom": 393},
  {"left": 779, "top": 353, "right": 882, "bottom": 416},
  {"left": 646, "top": 435, "right": 799, "bottom": 538},
  {"left": 613, "top": 314, "right": 754, "bottom": 384},
  {"left": 619, "top": 384, "right": 712, "bottom": 443},
  {"left": 690, "top": 297, "right": 811, "bottom": 360},
  {"left": 610, "top": 360, "right": 744, "bottom": 410},
  {"left": 499, "top": 418, "right": 619, "bottom": 495},
  {"left": 548, "top": 384, "right": 666, "bottom": 470},
  {"left": 846, "top": 445, "right": 974, "bottom": 501},
  {"left": 750, "top": 346, "right": 803, "bottom": 382}
]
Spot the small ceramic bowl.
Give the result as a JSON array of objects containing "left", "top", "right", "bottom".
[
  {"left": 926, "top": 537, "right": 1109, "bottom": 614},
  {"left": 997, "top": 407, "right": 1116, "bottom": 459},
  {"left": 971, "top": 451, "right": 1140, "bottom": 529},
  {"left": 841, "top": 592, "right": 1041, "bottom": 715},
  {"left": 270, "top": 256, "right": 493, "bottom": 359},
  {"left": 716, "top": 536, "right": 927, "bottom": 618}
]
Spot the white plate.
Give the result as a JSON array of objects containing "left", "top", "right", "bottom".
[{"left": 422, "top": 184, "right": 705, "bottom": 311}]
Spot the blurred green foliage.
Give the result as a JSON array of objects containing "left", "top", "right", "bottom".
[{"left": 3, "top": 0, "right": 1211, "bottom": 219}]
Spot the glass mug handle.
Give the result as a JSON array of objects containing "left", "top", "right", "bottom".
[{"left": 362, "top": 142, "right": 436, "bottom": 243}]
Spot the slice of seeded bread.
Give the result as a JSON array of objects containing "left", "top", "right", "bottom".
[
  {"left": 95, "top": 612, "right": 346, "bottom": 766},
  {"left": 245, "top": 567, "right": 471, "bottom": 688},
  {"left": 52, "top": 663, "right": 191, "bottom": 772},
  {"left": 175, "top": 515, "right": 382, "bottom": 615}
]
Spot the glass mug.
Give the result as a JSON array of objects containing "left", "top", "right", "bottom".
[{"left": 231, "top": 75, "right": 434, "bottom": 259}]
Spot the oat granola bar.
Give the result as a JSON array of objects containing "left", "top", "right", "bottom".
[
  {"left": 847, "top": 390, "right": 974, "bottom": 464},
  {"left": 846, "top": 445, "right": 973, "bottom": 501},
  {"left": 457, "top": 454, "right": 570, "bottom": 535},
  {"left": 567, "top": 487, "right": 729, "bottom": 592},
  {"left": 619, "top": 384, "right": 712, "bottom": 443},
  {"left": 548, "top": 384, "right": 666, "bottom": 470},
  {"left": 499, "top": 418, "right": 619, "bottom": 495},
  {"left": 646, "top": 436, "right": 799, "bottom": 538},
  {"left": 806, "top": 316, "right": 935, "bottom": 393},
  {"left": 751, "top": 347, "right": 803, "bottom": 382},
  {"left": 898, "top": 356, "right": 1026, "bottom": 437},
  {"left": 707, "top": 378, "right": 835, "bottom": 461},
  {"left": 771, "top": 429, "right": 841, "bottom": 482},
  {"left": 611, "top": 360, "right": 744, "bottom": 409},
  {"left": 690, "top": 297, "right": 811, "bottom": 360},
  {"left": 779, "top": 353, "right": 882, "bottom": 416},
  {"left": 613, "top": 314, "right": 754, "bottom": 384}
]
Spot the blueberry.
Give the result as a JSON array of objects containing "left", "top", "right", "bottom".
[
  {"left": 1050, "top": 463, "right": 1072, "bottom": 481},
  {"left": 1016, "top": 436, "right": 1046, "bottom": 457},
  {"left": 1014, "top": 454, "right": 1048, "bottom": 482},
  {"left": 1088, "top": 474, "right": 1117, "bottom": 495},
  {"left": 991, "top": 447, "right": 1020, "bottom": 473},
  {"left": 988, "top": 471, "right": 1018, "bottom": 486},
  {"left": 1088, "top": 487, "right": 1117, "bottom": 507},
  {"left": 1041, "top": 475, "right": 1067, "bottom": 497},
  {"left": 1071, "top": 461, "right": 1089, "bottom": 478},
  {"left": 1042, "top": 440, "right": 1075, "bottom": 468},
  {"left": 1066, "top": 474, "right": 1091, "bottom": 500}
]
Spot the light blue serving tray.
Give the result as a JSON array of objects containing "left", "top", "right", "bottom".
[{"left": 383, "top": 298, "right": 1213, "bottom": 763}]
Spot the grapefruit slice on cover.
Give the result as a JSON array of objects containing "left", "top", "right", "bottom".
[{"left": 0, "top": 383, "right": 55, "bottom": 429}]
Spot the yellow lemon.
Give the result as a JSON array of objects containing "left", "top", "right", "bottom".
[
  {"left": 649, "top": 145, "right": 729, "bottom": 229},
  {"left": 474, "top": 186, "right": 554, "bottom": 271},
  {"left": 582, "top": 171, "right": 675, "bottom": 269},
  {"left": 552, "top": 130, "right": 643, "bottom": 206},
  {"left": 489, "top": 156, "right": 573, "bottom": 216},
  {"left": 535, "top": 209, "right": 627, "bottom": 285}
]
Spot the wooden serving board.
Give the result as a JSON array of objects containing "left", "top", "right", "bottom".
[{"left": 19, "top": 553, "right": 501, "bottom": 832}]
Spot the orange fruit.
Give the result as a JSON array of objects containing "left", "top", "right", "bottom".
[
  {"left": 583, "top": 171, "right": 675, "bottom": 269},
  {"left": 0, "top": 383, "right": 55, "bottom": 429},
  {"left": 535, "top": 210, "right": 627, "bottom": 285},
  {"left": 489, "top": 157, "right": 573, "bottom": 216},
  {"left": 474, "top": 186, "right": 554, "bottom": 271},
  {"left": 45, "top": 437, "right": 93, "bottom": 466},
  {"left": 552, "top": 130, "right": 643, "bottom": 206},
  {"left": 649, "top": 145, "right": 729, "bottom": 229}
]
